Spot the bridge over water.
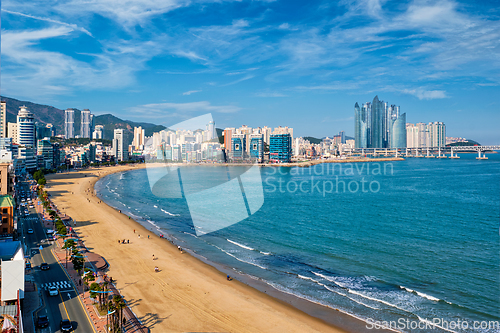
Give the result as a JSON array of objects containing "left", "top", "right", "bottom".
[{"left": 343, "top": 146, "right": 500, "bottom": 160}]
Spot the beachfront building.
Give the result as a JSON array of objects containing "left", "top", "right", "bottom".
[
  {"left": 249, "top": 134, "right": 264, "bottom": 162},
  {"left": 223, "top": 128, "right": 235, "bottom": 152},
  {"left": 354, "top": 96, "right": 406, "bottom": 148},
  {"left": 231, "top": 134, "right": 246, "bottom": 160},
  {"left": 133, "top": 126, "right": 145, "bottom": 150},
  {"left": 113, "top": 129, "right": 126, "bottom": 162},
  {"left": 0, "top": 101, "right": 6, "bottom": 138},
  {"left": 81, "top": 109, "right": 92, "bottom": 138},
  {"left": 65, "top": 109, "right": 75, "bottom": 139},
  {"left": 406, "top": 122, "right": 446, "bottom": 147},
  {"left": 269, "top": 133, "right": 292, "bottom": 163},
  {"left": 37, "top": 139, "right": 54, "bottom": 169}
]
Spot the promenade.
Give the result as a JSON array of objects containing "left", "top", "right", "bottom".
[{"left": 35, "top": 196, "right": 148, "bottom": 333}]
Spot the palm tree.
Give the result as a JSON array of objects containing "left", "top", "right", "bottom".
[{"left": 113, "top": 295, "right": 126, "bottom": 332}]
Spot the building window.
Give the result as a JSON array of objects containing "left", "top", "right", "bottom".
[
  {"left": 2, "top": 208, "right": 7, "bottom": 214},
  {"left": 235, "top": 144, "right": 240, "bottom": 150},
  {"left": 2, "top": 218, "right": 7, "bottom": 224}
]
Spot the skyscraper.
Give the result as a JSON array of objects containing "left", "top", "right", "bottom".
[
  {"left": 93, "top": 125, "right": 104, "bottom": 139},
  {"left": 133, "top": 126, "right": 145, "bottom": 149},
  {"left": 113, "top": 129, "right": 125, "bottom": 162},
  {"left": 354, "top": 96, "right": 406, "bottom": 148},
  {"left": 17, "top": 106, "right": 35, "bottom": 148},
  {"left": 0, "top": 101, "right": 7, "bottom": 138},
  {"left": 269, "top": 133, "right": 292, "bottom": 163},
  {"left": 81, "top": 109, "right": 92, "bottom": 138},
  {"left": 65, "top": 109, "right": 75, "bottom": 139},
  {"left": 206, "top": 120, "right": 215, "bottom": 141},
  {"left": 223, "top": 128, "right": 235, "bottom": 152}
]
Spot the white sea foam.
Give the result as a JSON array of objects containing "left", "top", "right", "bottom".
[
  {"left": 215, "top": 245, "right": 266, "bottom": 270},
  {"left": 153, "top": 205, "right": 158, "bottom": 208},
  {"left": 348, "top": 290, "right": 407, "bottom": 312},
  {"left": 297, "top": 275, "right": 318, "bottom": 282},
  {"left": 417, "top": 316, "right": 459, "bottom": 333},
  {"left": 259, "top": 251, "right": 271, "bottom": 255},
  {"left": 400, "top": 286, "right": 440, "bottom": 302},
  {"left": 227, "top": 239, "right": 254, "bottom": 251},
  {"left": 160, "top": 208, "right": 180, "bottom": 216}
]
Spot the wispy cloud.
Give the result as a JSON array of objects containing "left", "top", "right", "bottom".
[
  {"left": 182, "top": 90, "right": 202, "bottom": 95},
  {"left": 221, "top": 75, "right": 255, "bottom": 86},
  {"left": 2, "top": 9, "right": 93, "bottom": 36},
  {"left": 402, "top": 88, "right": 448, "bottom": 100}
]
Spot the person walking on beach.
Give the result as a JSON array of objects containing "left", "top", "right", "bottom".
[{"left": 134, "top": 229, "right": 135, "bottom": 233}]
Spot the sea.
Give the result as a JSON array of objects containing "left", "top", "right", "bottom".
[{"left": 95, "top": 153, "right": 500, "bottom": 333}]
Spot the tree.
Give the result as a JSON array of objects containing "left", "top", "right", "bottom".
[
  {"left": 89, "top": 282, "right": 102, "bottom": 300},
  {"left": 113, "top": 295, "right": 126, "bottom": 333}
]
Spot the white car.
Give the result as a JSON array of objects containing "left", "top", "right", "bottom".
[{"left": 48, "top": 286, "right": 58, "bottom": 296}]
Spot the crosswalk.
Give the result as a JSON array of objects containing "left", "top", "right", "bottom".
[{"left": 41, "top": 281, "right": 73, "bottom": 291}]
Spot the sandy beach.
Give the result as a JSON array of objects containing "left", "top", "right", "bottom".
[{"left": 45, "top": 165, "right": 355, "bottom": 333}]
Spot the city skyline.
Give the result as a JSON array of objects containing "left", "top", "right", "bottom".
[{"left": 1, "top": 0, "right": 499, "bottom": 144}]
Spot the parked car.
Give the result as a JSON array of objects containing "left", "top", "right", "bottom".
[
  {"left": 48, "top": 286, "right": 59, "bottom": 296},
  {"left": 36, "top": 315, "right": 49, "bottom": 328},
  {"left": 40, "top": 263, "right": 50, "bottom": 270},
  {"left": 60, "top": 319, "right": 73, "bottom": 332}
]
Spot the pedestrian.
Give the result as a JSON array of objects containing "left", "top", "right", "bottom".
[
  {"left": 133, "top": 229, "right": 135, "bottom": 233},
  {"left": 138, "top": 234, "right": 140, "bottom": 238},
  {"left": 79, "top": 280, "right": 82, "bottom": 286},
  {"left": 123, "top": 318, "right": 126, "bottom": 326},
  {"left": 118, "top": 239, "right": 120, "bottom": 244},
  {"left": 148, "top": 235, "right": 150, "bottom": 239},
  {"left": 127, "top": 239, "right": 129, "bottom": 244}
]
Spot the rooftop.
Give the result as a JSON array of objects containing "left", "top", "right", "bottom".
[{"left": 0, "top": 195, "right": 14, "bottom": 208}]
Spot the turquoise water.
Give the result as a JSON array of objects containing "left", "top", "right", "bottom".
[{"left": 96, "top": 154, "right": 500, "bottom": 332}]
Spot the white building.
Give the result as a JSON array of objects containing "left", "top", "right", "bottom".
[
  {"left": 133, "top": 126, "right": 145, "bottom": 149},
  {"left": 65, "top": 109, "right": 75, "bottom": 139},
  {"left": 17, "top": 106, "right": 35, "bottom": 148},
  {"left": 0, "top": 101, "right": 6, "bottom": 138},
  {"left": 93, "top": 125, "right": 104, "bottom": 139},
  {"left": 113, "top": 129, "right": 126, "bottom": 161},
  {"left": 80, "top": 109, "right": 92, "bottom": 138}
]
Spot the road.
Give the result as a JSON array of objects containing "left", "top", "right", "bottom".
[{"left": 18, "top": 179, "right": 95, "bottom": 333}]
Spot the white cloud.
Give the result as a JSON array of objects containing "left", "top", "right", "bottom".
[
  {"left": 183, "top": 90, "right": 202, "bottom": 95},
  {"left": 402, "top": 88, "right": 448, "bottom": 100},
  {"left": 2, "top": 9, "right": 93, "bottom": 36},
  {"left": 0, "top": 27, "right": 166, "bottom": 98},
  {"left": 221, "top": 75, "right": 255, "bottom": 86}
]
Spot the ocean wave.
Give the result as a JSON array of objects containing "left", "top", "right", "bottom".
[
  {"left": 160, "top": 208, "right": 180, "bottom": 216},
  {"left": 348, "top": 290, "right": 408, "bottom": 312},
  {"left": 297, "top": 274, "right": 318, "bottom": 282},
  {"left": 227, "top": 239, "right": 254, "bottom": 251},
  {"left": 153, "top": 205, "right": 158, "bottom": 208},
  {"left": 400, "top": 286, "right": 440, "bottom": 302},
  {"left": 214, "top": 245, "right": 266, "bottom": 270},
  {"left": 259, "top": 251, "right": 271, "bottom": 255},
  {"left": 417, "top": 316, "right": 459, "bottom": 333}
]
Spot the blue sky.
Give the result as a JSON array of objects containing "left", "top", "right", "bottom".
[{"left": 1, "top": 0, "right": 499, "bottom": 143}]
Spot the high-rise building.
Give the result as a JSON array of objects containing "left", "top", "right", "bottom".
[
  {"left": 93, "top": 125, "right": 104, "bottom": 139},
  {"left": 206, "top": 120, "right": 216, "bottom": 141},
  {"left": 354, "top": 96, "right": 406, "bottom": 148},
  {"left": 223, "top": 128, "right": 235, "bottom": 152},
  {"left": 0, "top": 101, "right": 7, "bottom": 138},
  {"left": 406, "top": 122, "right": 445, "bottom": 147},
  {"left": 269, "top": 133, "right": 292, "bottom": 163},
  {"left": 231, "top": 134, "right": 246, "bottom": 160},
  {"left": 262, "top": 126, "right": 272, "bottom": 145},
  {"left": 133, "top": 126, "right": 145, "bottom": 149},
  {"left": 249, "top": 134, "right": 264, "bottom": 162},
  {"left": 113, "top": 129, "right": 125, "bottom": 162},
  {"left": 81, "top": 109, "right": 92, "bottom": 138},
  {"left": 65, "top": 109, "right": 75, "bottom": 139},
  {"left": 37, "top": 139, "right": 54, "bottom": 169},
  {"left": 7, "top": 123, "right": 18, "bottom": 144},
  {"left": 17, "top": 106, "right": 36, "bottom": 149}
]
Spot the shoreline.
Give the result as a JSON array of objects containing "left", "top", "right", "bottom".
[{"left": 46, "top": 165, "right": 391, "bottom": 333}]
